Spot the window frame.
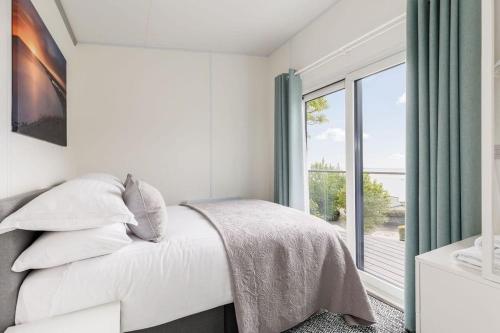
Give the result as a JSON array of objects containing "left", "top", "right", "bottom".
[
  {"left": 303, "top": 80, "right": 346, "bottom": 214},
  {"left": 345, "top": 51, "right": 406, "bottom": 306},
  {"left": 303, "top": 51, "right": 406, "bottom": 307}
]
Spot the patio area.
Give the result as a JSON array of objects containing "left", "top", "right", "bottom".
[{"left": 336, "top": 229, "right": 404, "bottom": 289}]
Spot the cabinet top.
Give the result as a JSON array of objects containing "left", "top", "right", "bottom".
[{"left": 416, "top": 236, "right": 500, "bottom": 288}]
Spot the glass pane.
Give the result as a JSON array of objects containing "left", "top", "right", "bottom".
[
  {"left": 305, "top": 89, "right": 346, "bottom": 241},
  {"left": 357, "top": 64, "right": 406, "bottom": 289}
]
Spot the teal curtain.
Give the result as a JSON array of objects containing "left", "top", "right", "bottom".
[
  {"left": 405, "top": 0, "right": 481, "bottom": 331},
  {"left": 274, "top": 69, "right": 304, "bottom": 208},
  {"left": 274, "top": 73, "right": 290, "bottom": 206}
]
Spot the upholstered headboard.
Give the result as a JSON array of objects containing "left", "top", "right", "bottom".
[{"left": 0, "top": 188, "right": 50, "bottom": 332}]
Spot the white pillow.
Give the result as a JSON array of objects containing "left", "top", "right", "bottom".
[
  {"left": 0, "top": 177, "right": 137, "bottom": 235},
  {"left": 76, "top": 173, "right": 125, "bottom": 190},
  {"left": 12, "top": 223, "right": 131, "bottom": 272}
]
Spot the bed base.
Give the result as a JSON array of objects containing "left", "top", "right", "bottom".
[{"left": 128, "top": 304, "right": 238, "bottom": 333}]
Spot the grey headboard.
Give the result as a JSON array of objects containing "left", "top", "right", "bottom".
[{"left": 0, "top": 188, "right": 50, "bottom": 332}]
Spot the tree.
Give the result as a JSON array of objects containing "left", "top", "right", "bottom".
[
  {"left": 308, "top": 161, "right": 391, "bottom": 232},
  {"left": 362, "top": 174, "right": 392, "bottom": 230},
  {"left": 335, "top": 174, "right": 391, "bottom": 231},
  {"left": 308, "top": 160, "right": 345, "bottom": 222},
  {"left": 306, "top": 97, "right": 329, "bottom": 125}
]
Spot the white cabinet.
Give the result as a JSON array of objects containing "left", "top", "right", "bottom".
[
  {"left": 482, "top": 0, "right": 500, "bottom": 284},
  {"left": 4, "top": 302, "right": 120, "bottom": 333},
  {"left": 416, "top": 238, "right": 500, "bottom": 333}
]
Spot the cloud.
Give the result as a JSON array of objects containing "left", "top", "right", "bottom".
[
  {"left": 315, "top": 128, "right": 370, "bottom": 141},
  {"left": 388, "top": 153, "right": 405, "bottom": 160},
  {"left": 397, "top": 93, "right": 406, "bottom": 105},
  {"left": 315, "top": 127, "right": 345, "bottom": 142}
]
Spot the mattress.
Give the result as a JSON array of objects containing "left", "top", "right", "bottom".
[{"left": 15, "top": 206, "right": 233, "bottom": 332}]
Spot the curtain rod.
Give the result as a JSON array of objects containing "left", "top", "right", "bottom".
[{"left": 295, "top": 14, "right": 406, "bottom": 76}]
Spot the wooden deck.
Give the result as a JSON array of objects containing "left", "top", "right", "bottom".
[{"left": 337, "top": 229, "right": 404, "bottom": 289}]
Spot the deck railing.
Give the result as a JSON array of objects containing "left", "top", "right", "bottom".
[
  {"left": 308, "top": 169, "right": 405, "bottom": 175},
  {"left": 307, "top": 169, "right": 406, "bottom": 223}
]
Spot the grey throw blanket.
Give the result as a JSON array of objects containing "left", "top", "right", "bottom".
[{"left": 183, "top": 199, "right": 375, "bottom": 333}]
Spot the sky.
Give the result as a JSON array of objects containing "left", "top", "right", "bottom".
[{"left": 306, "top": 64, "right": 406, "bottom": 172}]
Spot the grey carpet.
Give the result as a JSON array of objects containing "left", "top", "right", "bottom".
[{"left": 285, "top": 296, "right": 405, "bottom": 333}]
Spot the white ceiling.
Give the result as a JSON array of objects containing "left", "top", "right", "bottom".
[{"left": 60, "top": 0, "right": 338, "bottom": 56}]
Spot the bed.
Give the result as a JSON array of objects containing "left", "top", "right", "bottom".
[
  {"left": 0, "top": 187, "right": 375, "bottom": 333},
  {"left": 0, "top": 189, "right": 238, "bottom": 333}
]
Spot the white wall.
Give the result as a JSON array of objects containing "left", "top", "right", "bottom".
[
  {"left": 269, "top": 0, "right": 406, "bottom": 90},
  {"left": 211, "top": 54, "right": 271, "bottom": 200},
  {"left": 71, "top": 45, "right": 270, "bottom": 204},
  {"left": 493, "top": 0, "right": 500, "bottom": 234},
  {"left": 495, "top": 0, "right": 500, "bottom": 144},
  {"left": 0, "top": 0, "right": 76, "bottom": 199}
]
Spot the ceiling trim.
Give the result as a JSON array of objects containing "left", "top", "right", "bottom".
[
  {"left": 57, "top": 0, "right": 339, "bottom": 55},
  {"left": 55, "top": 0, "right": 78, "bottom": 46}
]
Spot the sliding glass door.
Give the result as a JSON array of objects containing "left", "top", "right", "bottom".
[
  {"left": 305, "top": 54, "right": 406, "bottom": 303},
  {"left": 354, "top": 63, "right": 406, "bottom": 289},
  {"left": 305, "top": 83, "right": 347, "bottom": 239}
]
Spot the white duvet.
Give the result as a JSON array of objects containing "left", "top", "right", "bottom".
[{"left": 15, "top": 206, "right": 233, "bottom": 332}]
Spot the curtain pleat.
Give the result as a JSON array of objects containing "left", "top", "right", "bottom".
[
  {"left": 274, "top": 74, "right": 290, "bottom": 206},
  {"left": 428, "top": 0, "right": 439, "bottom": 251},
  {"left": 274, "top": 69, "right": 304, "bottom": 208},
  {"left": 458, "top": 0, "right": 481, "bottom": 239},
  {"left": 405, "top": 0, "right": 481, "bottom": 331}
]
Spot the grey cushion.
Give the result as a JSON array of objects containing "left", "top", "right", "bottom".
[{"left": 123, "top": 174, "right": 167, "bottom": 242}]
